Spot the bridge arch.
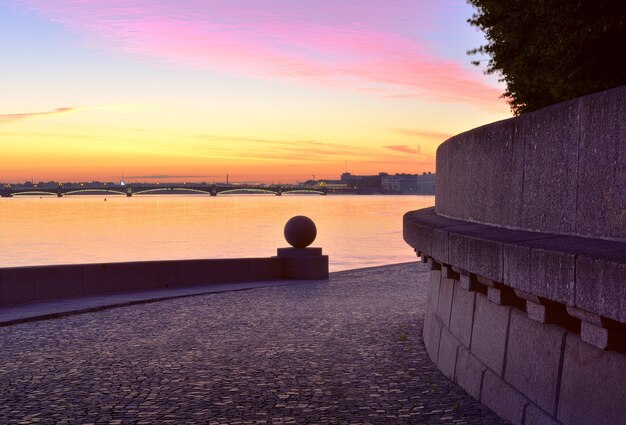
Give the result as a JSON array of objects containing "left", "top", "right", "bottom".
[
  {"left": 281, "top": 189, "right": 326, "bottom": 195},
  {"left": 216, "top": 188, "right": 278, "bottom": 195},
  {"left": 11, "top": 191, "right": 57, "bottom": 197},
  {"left": 63, "top": 189, "right": 127, "bottom": 196},
  {"left": 133, "top": 187, "right": 211, "bottom": 195}
]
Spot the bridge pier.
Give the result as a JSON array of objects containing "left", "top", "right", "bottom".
[
  {"left": 210, "top": 185, "right": 217, "bottom": 196},
  {"left": 126, "top": 187, "right": 132, "bottom": 197}
]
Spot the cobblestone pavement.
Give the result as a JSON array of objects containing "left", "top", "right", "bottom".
[{"left": 0, "top": 262, "right": 509, "bottom": 425}]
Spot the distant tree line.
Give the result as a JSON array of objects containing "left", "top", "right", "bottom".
[{"left": 467, "top": 0, "right": 626, "bottom": 114}]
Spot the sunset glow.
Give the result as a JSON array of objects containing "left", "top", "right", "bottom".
[{"left": 0, "top": 0, "right": 511, "bottom": 183}]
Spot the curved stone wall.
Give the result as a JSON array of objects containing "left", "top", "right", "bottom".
[
  {"left": 405, "top": 86, "right": 626, "bottom": 425},
  {"left": 435, "top": 85, "right": 625, "bottom": 241},
  {"left": 421, "top": 259, "right": 625, "bottom": 425}
]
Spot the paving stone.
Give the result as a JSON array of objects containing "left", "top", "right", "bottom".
[
  {"left": 504, "top": 310, "right": 565, "bottom": 416},
  {"left": 0, "top": 263, "right": 508, "bottom": 425},
  {"left": 558, "top": 333, "right": 626, "bottom": 425},
  {"left": 470, "top": 293, "right": 511, "bottom": 376}
]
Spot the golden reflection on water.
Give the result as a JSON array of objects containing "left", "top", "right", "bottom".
[{"left": 0, "top": 195, "right": 434, "bottom": 272}]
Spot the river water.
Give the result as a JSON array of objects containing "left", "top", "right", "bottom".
[{"left": 0, "top": 195, "right": 434, "bottom": 271}]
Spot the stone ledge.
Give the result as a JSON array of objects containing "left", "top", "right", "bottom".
[
  {"left": 404, "top": 207, "right": 626, "bottom": 324},
  {"left": 0, "top": 257, "right": 329, "bottom": 309}
]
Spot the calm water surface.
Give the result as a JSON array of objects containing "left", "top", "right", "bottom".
[{"left": 0, "top": 195, "right": 434, "bottom": 271}]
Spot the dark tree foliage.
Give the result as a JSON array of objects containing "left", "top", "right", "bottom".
[{"left": 467, "top": 0, "right": 626, "bottom": 114}]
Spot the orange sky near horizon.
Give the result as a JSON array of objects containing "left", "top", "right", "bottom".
[{"left": 0, "top": 1, "right": 511, "bottom": 184}]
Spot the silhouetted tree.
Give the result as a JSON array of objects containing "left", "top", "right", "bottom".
[{"left": 467, "top": 0, "right": 626, "bottom": 114}]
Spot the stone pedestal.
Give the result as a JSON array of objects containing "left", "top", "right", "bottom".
[{"left": 275, "top": 247, "right": 329, "bottom": 280}]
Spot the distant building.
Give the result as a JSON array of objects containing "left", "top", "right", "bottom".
[{"left": 381, "top": 172, "right": 435, "bottom": 195}]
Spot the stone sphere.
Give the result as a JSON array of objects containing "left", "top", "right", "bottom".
[{"left": 284, "top": 215, "right": 317, "bottom": 248}]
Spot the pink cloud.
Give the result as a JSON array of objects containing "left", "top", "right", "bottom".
[
  {"left": 384, "top": 145, "right": 422, "bottom": 155},
  {"left": 0, "top": 107, "right": 75, "bottom": 124},
  {"left": 389, "top": 128, "right": 452, "bottom": 140},
  {"left": 14, "top": 0, "right": 506, "bottom": 109}
]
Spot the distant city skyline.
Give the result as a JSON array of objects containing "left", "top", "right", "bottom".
[
  {"left": 1, "top": 170, "right": 434, "bottom": 185},
  {"left": 1, "top": 1, "right": 510, "bottom": 183}
]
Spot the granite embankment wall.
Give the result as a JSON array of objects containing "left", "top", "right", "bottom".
[
  {"left": 0, "top": 255, "right": 328, "bottom": 308},
  {"left": 404, "top": 86, "right": 626, "bottom": 425}
]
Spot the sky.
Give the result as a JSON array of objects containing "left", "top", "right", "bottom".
[{"left": 0, "top": 0, "right": 511, "bottom": 184}]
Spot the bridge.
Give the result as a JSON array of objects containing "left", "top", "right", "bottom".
[{"left": 0, "top": 183, "right": 356, "bottom": 197}]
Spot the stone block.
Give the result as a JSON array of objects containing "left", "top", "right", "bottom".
[
  {"left": 442, "top": 264, "right": 459, "bottom": 280},
  {"left": 470, "top": 293, "right": 511, "bottom": 376},
  {"left": 481, "top": 369, "right": 528, "bottom": 425},
  {"left": 519, "top": 101, "right": 579, "bottom": 235},
  {"left": 0, "top": 268, "right": 35, "bottom": 306},
  {"left": 437, "top": 277, "right": 455, "bottom": 327},
  {"left": 504, "top": 310, "right": 566, "bottom": 415},
  {"left": 108, "top": 261, "right": 150, "bottom": 292},
  {"left": 436, "top": 134, "right": 470, "bottom": 220},
  {"left": 276, "top": 247, "right": 322, "bottom": 257},
  {"left": 80, "top": 263, "right": 104, "bottom": 295},
  {"left": 155, "top": 261, "right": 182, "bottom": 288},
  {"left": 454, "top": 346, "right": 486, "bottom": 400},
  {"left": 423, "top": 300, "right": 433, "bottom": 349},
  {"left": 558, "top": 334, "right": 626, "bottom": 425},
  {"left": 129, "top": 261, "right": 161, "bottom": 290},
  {"left": 467, "top": 120, "right": 525, "bottom": 228},
  {"left": 448, "top": 232, "right": 468, "bottom": 271},
  {"left": 530, "top": 248, "right": 575, "bottom": 306},
  {"left": 31, "top": 265, "right": 84, "bottom": 302},
  {"left": 580, "top": 321, "right": 609, "bottom": 350},
  {"left": 402, "top": 213, "right": 434, "bottom": 255},
  {"left": 434, "top": 117, "right": 525, "bottom": 229},
  {"left": 503, "top": 243, "right": 532, "bottom": 293},
  {"left": 425, "top": 314, "right": 444, "bottom": 364},
  {"left": 459, "top": 273, "right": 479, "bottom": 291},
  {"left": 427, "top": 257, "right": 441, "bottom": 270},
  {"left": 524, "top": 404, "right": 560, "bottom": 425},
  {"left": 576, "top": 86, "right": 626, "bottom": 240},
  {"left": 282, "top": 255, "right": 329, "bottom": 280},
  {"left": 576, "top": 254, "right": 626, "bottom": 323},
  {"left": 526, "top": 301, "right": 548, "bottom": 323},
  {"left": 464, "top": 235, "right": 503, "bottom": 283},
  {"left": 437, "top": 327, "right": 460, "bottom": 380},
  {"left": 449, "top": 282, "right": 476, "bottom": 347},
  {"left": 487, "top": 287, "right": 503, "bottom": 305},
  {"left": 432, "top": 228, "right": 449, "bottom": 264}
]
